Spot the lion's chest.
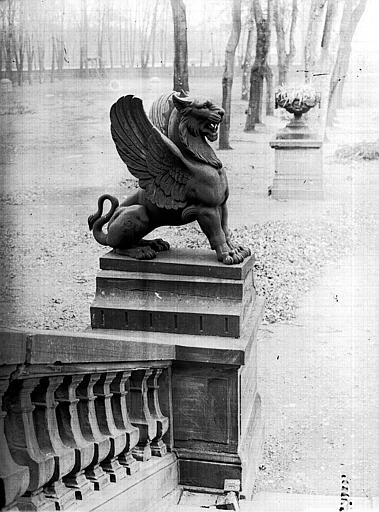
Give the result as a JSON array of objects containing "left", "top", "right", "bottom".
[{"left": 186, "top": 166, "right": 228, "bottom": 207}]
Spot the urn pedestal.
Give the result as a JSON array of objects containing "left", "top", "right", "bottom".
[
  {"left": 91, "top": 248, "right": 264, "bottom": 498},
  {"left": 269, "top": 138, "right": 324, "bottom": 200}
]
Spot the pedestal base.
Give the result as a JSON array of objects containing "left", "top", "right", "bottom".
[
  {"left": 270, "top": 139, "right": 324, "bottom": 200},
  {"left": 90, "top": 249, "right": 264, "bottom": 498}
]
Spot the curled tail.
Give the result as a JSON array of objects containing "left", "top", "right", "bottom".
[{"left": 88, "top": 194, "right": 119, "bottom": 246}]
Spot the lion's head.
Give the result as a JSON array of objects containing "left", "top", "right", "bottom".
[
  {"left": 166, "top": 93, "right": 224, "bottom": 168},
  {"left": 172, "top": 93, "right": 224, "bottom": 143}
]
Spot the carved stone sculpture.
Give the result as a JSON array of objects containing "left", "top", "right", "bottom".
[{"left": 88, "top": 92, "right": 250, "bottom": 265}]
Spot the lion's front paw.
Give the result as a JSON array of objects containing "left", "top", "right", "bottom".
[{"left": 227, "top": 241, "right": 251, "bottom": 260}]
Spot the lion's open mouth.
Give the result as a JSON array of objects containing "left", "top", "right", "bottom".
[{"left": 203, "top": 121, "right": 220, "bottom": 142}]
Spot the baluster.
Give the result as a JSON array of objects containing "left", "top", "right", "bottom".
[
  {"left": 55, "top": 375, "right": 94, "bottom": 500},
  {"left": 0, "top": 370, "right": 30, "bottom": 510},
  {"left": 128, "top": 369, "right": 157, "bottom": 462},
  {"left": 147, "top": 369, "right": 169, "bottom": 457},
  {"left": 31, "top": 376, "right": 77, "bottom": 510},
  {"left": 76, "top": 374, "right": 111, "bottom": 490},
  {"left": 93, "top": 372, "right": 127, "bottom": 482},
  {"left": 4, "top": 378, "right": 56, "bottom": 511},
  {"left": 110, "top": 371, "right": 140, "bottom": 475}
]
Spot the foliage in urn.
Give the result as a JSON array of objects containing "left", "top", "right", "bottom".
[{"left": 275, "top": 85, "right": 321, "bottom": 115}]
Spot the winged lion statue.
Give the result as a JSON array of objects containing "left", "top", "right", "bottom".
[{"left": 88, "top": 91, "right": 250, "bottom": 265}]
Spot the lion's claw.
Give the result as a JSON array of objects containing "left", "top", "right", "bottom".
[
  {"left": 217, "top": 242, "right": 251, "bottom": 265},
  {"left": 222, "top": 254, "right": 234, "bottom": 265}
]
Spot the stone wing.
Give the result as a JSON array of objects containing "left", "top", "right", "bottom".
[{"left": 110, "top": 95, "right": 189, "bottom": 210}]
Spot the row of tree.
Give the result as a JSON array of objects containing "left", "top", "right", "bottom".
[
  {"left": 0, "top": 0, "right": 238, "bottom": 84},
  {"left": 211, "top": 0, "right": 367, "bottom": 147},
  {"left": 1, "top": 0, "right": 368, "bottom": 143}
]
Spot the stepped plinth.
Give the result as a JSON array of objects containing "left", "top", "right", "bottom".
[{"left": 90, "top": 248, "right": 264, "bottom": 499}]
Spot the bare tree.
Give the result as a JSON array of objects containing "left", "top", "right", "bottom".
[
  {"left": 273, "top": 0, "right": 297, "bottom": 86},
  {"left": 12, "top": 0, "right": 24, "bottom": 86},
  {"left": 219, "top": 0, "right": 242, "bottom": 150},
  {"left": 311, "top": 0, "right": 345, "bottom": 133},
  {"left": 0, "top": 4, "right": 5, "bottom": 78},
  {"left": 327, "top": 0, "right": 367, "bottom": 125},
  {"left": 139, "top": 2, "right": 151, "bottom": 68},
  {"left": 125, "top": 3, "right": 136, "bottom": 68},
  {"left": 241, "top": 3, "right": 255, "bottom": 100},
  {"left": 50, "top": 35, "right": 56, "bottom": 82},
  {"left": 79, "top": 0, "right": 89, "bottom": 77},
  {"left": 245, "top": 0, "right": 273, "bottom": 131},
  {"left": 25, "top": 32, "right": 34, "bottom": 85},
  {"left": 3, "top": 0, "right": 15, "bottom": 81},
  {"left": 150, "top": 0, "right": 159, "bottom": 68},
  {"left": 97, "top": 3, "right": 106, "bottom": 75},
  {"left": 159, "top": 1, "right": 169, "bottom": 67},
  {"left": 304, "top": 0, "right": 327, "bottom": 82},
  {"left": 106, "top": 2, "right": 114, "bottom": 70},
  {"left": 170, "top": 0, "right": 189, "bottom": 92}
]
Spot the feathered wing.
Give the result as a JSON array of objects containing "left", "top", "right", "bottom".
[{"left": 110, "top": 95, "right": 189, "bottom": 209}]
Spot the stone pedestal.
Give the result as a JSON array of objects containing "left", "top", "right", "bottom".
[
  {"left": 269, "top": 139, "right": 324, "bottom": 200},
  {"left": 91, "top": 248, "right": 264, "bottom": 499}
]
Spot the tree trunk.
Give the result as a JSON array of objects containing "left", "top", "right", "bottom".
[
  {"left": 106, "top": 5, "right": 114, "bottom": 70},
  {"left": 97, "top": 7, "right": 105, "bottom": 76},
  {"left": 327, "top": 0, "right": 367, "bottom": 126},
  {"left": 274, "top": 0, "right": 297, "bottom": 86},
  {"left": 245, "top": 0, "right": 272, "bottom": 131},
  {"left": 50, "top": 36, "right": 55, "bottom": 82},
  {"left": 56, "top": 39, "right": 64, "bottom": 79},
  {"left": 37, "top": 42, "right": 45, "bottom": 83},
  {"left": 80, "top": 0, "right": 89, "bottom": 77},
  {"left": 159, "top": 3, "right": 169, "bottom": 67},
  {"left": 265, "top": 64, "right": 274, "bottom": 115},
  {"left": 312, "top": 0, "right": 345, "bottom": 135},
  {"left": 304, "top": 0, "right": 328, "bottom": 83},
  {"left": 241, "top": 5, "right": 254, "bottom": 101},
  {"left": 170, "top": 0, "right": 189, "bottom": 92},
  {"left": 13, "top": 31, "right": 24, "bottom": 86},
  {"left": 210, "top": 32, "right": 216, "bottom": 67},
  {"left": 219, "top": 0, "right": 242, "bottom": 150},
  {"left": 150, "top": 0, "right": 159, "bottom": 68},
  {"left": 5, "top": 1, "right": 14, "bottom": 81},
  {"left": 0, "top": 28, "right": 3, "bottom": 79},
  {"left": 25, "top": 35, "right": 34, "bottom": 85}
]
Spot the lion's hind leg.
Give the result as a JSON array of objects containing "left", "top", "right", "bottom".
[{"left": 108, "top": 205, "right": 170, "bottom": 260}]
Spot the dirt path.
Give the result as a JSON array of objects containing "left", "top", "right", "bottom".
[{"left": 255, "top": 248, "right": 379, "bottom": 497}]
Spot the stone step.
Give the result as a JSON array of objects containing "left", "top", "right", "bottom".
[
  {"left": 95, "top": 269, "right": 254, "bottom": 301},
  {"left": 161, "top": 491, "right": 376, "bottom": 511},
  {"left": 74, "top": 454, "right": 178, "bottom": 512},
  {"left": 92, "top": 249, "right": 256, "bottom": 338},
  {"left": 99, "top": 248, "right": 254, "bottom": 281},
  {"left": 91, "top": 292, "right": 251, "bottom": 338}
]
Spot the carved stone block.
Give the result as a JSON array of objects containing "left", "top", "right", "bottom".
[
  {"left": 91, "top": 249, "right": 256, "bottom": 338},
  {"left": 269, "top": 139, "right": 324, "bottom": 200}
]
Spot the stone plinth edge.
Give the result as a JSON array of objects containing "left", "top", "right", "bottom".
[
  {"left": 100, "top": 248, "right": 255, "bottom": 281},
  {"left": 270, "top": 139, "right": 322, "bottom": 149}
]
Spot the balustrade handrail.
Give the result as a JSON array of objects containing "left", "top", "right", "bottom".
[{"left": 0, "top": 328, "right": 173, "bottom": 511}]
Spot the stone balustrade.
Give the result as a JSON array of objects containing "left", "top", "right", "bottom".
[
  {"left": 1, "top": 249, "right": 264, "bottom": 510},
  {"left": 0, "top": 329, "right": 172, "bottom": 511}
]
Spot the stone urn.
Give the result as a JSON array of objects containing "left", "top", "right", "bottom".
[{"left": 275, "top": 85, "right": 321, "bottom": 139}]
